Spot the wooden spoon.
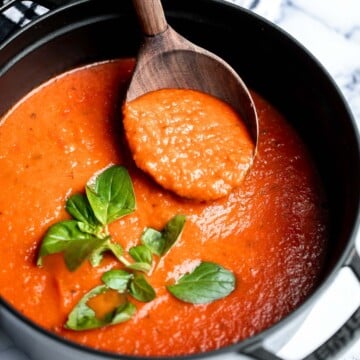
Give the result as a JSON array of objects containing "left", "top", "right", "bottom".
[
  {"left": 126, "top": 0, "right": 258, "bottom": 142},
  {"left": 124, "top": 0, "right": 258, "bottom": 200}
]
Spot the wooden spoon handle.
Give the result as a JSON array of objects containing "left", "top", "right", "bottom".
[{"left": 132, "top": 0, "right": 168, "bottom": 36}]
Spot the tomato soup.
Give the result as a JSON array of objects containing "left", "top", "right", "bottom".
[
  {"left": 123, "top": 88, "right": 255, "bottom": 201},
  {"left": 0, "top": 59, "right": 327, "bottom": 356}
]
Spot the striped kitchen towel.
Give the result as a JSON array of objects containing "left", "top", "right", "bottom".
[
  {"left": 0, "top": 0, "right": 48, "bottom": 42},
  {"left": 0, "top": 0, "right": 282, "bottom": 44}
]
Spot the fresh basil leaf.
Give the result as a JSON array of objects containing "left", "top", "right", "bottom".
[
  {"left": 88, "top": 239, "right": 124, "bottom": 267},
  {"left": 85, "top": 187, "right": 108, "bottom": 226},
  {"left": 66, "top": 193, "right": 104, "bottom": 237},
  {"left": 129, "top": 274, "right": 156, "bottom": 302},
  {"left": 66, "top": 193, "right": 98, "bottom": 226},
  {"left": 111, "top": 302, "right": 137, "bottom": 324},
  {"left": 66, "top": 285, "right": 107, "bottom": 330},
  {"left": 86, "top": 165, "right": 136, "bottom": 225},
  {"left": 141, "top": 215, "right": 186, "bottom": 256},
  {"left": 129, "top": 245, "right": 153, "bottom": 265},
  {"left": 37, "top": 220, "right": 95, "bottom": 266},
  {"left": 127, "top": 245, "right": 153, "bottom": 272},
  {"left": 65, "top": 285, "right": 136, "bottom": 331},
  {"left": 108, "top": 241, "right": 124, "bottom": 261},
  {"left": 167, "top": 262, "right": 235, "bottom": 304},
  {"left": 77, "top": 221, "right": 103, "bottom": 237},
  {"left": 89, "top": 249, "right": 104, "bottom": 267},
  {"left": 89, "top": 254, "right": 101, "bottom": 267},
  {"left": 161, "top": 214, "right": 186, "bottom": 254},
  {"left": 126, "top": 262, "right": 152, "bottom": 273},
  {"left": 101, "top": 270, "right": 133, "bottom": 292},
  {"left": 64, "top": 236, "right": 106, "bottom": 272},
  {"left": 88, "top": 239, "right": 110, "bottom": 267},
  {"left": 141, "top": 228, "right": 163, "bottom": 256}
]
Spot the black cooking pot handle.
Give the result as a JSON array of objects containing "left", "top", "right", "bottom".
[{"left": 243, "top": 247, "right": 360, "bottom": 360}]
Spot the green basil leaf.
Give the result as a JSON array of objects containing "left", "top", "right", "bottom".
[
  {"left": 37, "top": 220, "right": 94, "bottom": 266},
  {"left": 161, "top": 214, "right": 186, "bottom": 254},
  {"left": 77, "top": 221, "right": 103, "bottom": 237},
  {"left": 101, "top": 270, "right": 133, "bottom": 292},
  {"left": 64, "top": 236, "right": 106, "bottom": 272},
  {"left": 127, "top": 245, "right": 153, "bottom": 272},
  {"left": 129, "top": 274, "right": 156, "bottom": 302},
  {"left": 88, "top": 239, "right": 124, "bottom": 267},
  {"left": 66, "top": 193, "right": 98, "bottom": 226},
  {"left": 66, "top": 285, "right": 107, "bottom": 330},
  {"left": 111, "top": 302, "right": 137, "bottom": 324},
  {"left": 86, "top": 165, "right": 136, "bottom": 225},
  {"left": 141, "top": 215, "right": 186, "bottom": 256},
  {"left": 167, "top": 262, "right": 236, "bottom": 304},
  {"left": 65, "top": 285, "right": 136, "bottom": 331},
  {"left": 108, "top": 242, "right": 124, "bottom": 260},
  {"left": 129, "top": 245, "right": 153, "bottom": 265},
  {"left": 126, "top": 262, "right": 152, "bottom": 273},
  {"left": 141, "top": 228, "right": 163, "bottom": 256},
  {"left": 89, "top": 249, "right": 104, "bottom": 267},
  {"left": 85, "top": 187, "right": 108, "bottom": 226}
]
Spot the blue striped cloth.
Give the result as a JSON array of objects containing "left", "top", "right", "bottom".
[{"left": 0, "top": 0, "right": 281, "bottom": 44}]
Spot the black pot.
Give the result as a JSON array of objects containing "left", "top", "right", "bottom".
[{"left": 0, "top": 1, "right": 359, "bottom": 359}]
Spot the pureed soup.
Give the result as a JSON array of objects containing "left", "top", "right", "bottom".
[
  {"left": 123, "top": 88, "right": 255, "bottom": 201},
  {"left": 0, "top": 59, "right": 327, "bottom": 356}
]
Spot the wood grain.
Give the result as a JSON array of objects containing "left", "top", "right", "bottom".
[{"left": 127, "top": 0, "right": 258, "bottom": 144}]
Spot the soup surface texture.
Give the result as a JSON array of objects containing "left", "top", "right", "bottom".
[
  {"left": 0, "top": 59, "right": 327, "bottom": 356},
  {"left": 123, "top": 88, "right": 255, "bottom": 201}
]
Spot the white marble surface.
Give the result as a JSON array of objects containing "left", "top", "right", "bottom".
[{"left": 0, "top": 0, "right": 360, "bottom": 359}]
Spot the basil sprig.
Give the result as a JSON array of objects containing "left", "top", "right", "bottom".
[
  {"left": 167, "top": 262, "right": 236, "bottom": 304},
  {"left": 37, "top": 165, "right": 136, "bottom": 271},
  {"left": 36, "top": 165, "right": 236, "bottom": 331},
  {"left": 65, "top": 215, "right": 185, "bottom": 330}
]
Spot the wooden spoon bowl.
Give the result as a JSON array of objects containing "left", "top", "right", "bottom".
[
  {"left": 124, "top": 0, "right": 259, "bottom": 201},
  {"left": 125, "top": 0, "right": 258, "bottom": 143}
]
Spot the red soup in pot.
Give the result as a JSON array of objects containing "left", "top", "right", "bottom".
[{"left": 0, "top": 59, "right": 327, "bottom": 356}]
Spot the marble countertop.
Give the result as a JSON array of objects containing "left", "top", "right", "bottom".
[{"left": 0, "top": 0, "right": 359, "bottom": 359}]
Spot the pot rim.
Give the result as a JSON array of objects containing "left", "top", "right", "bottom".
[{"left": 0, "top": 0, "right": 360, "bottom": 359}]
